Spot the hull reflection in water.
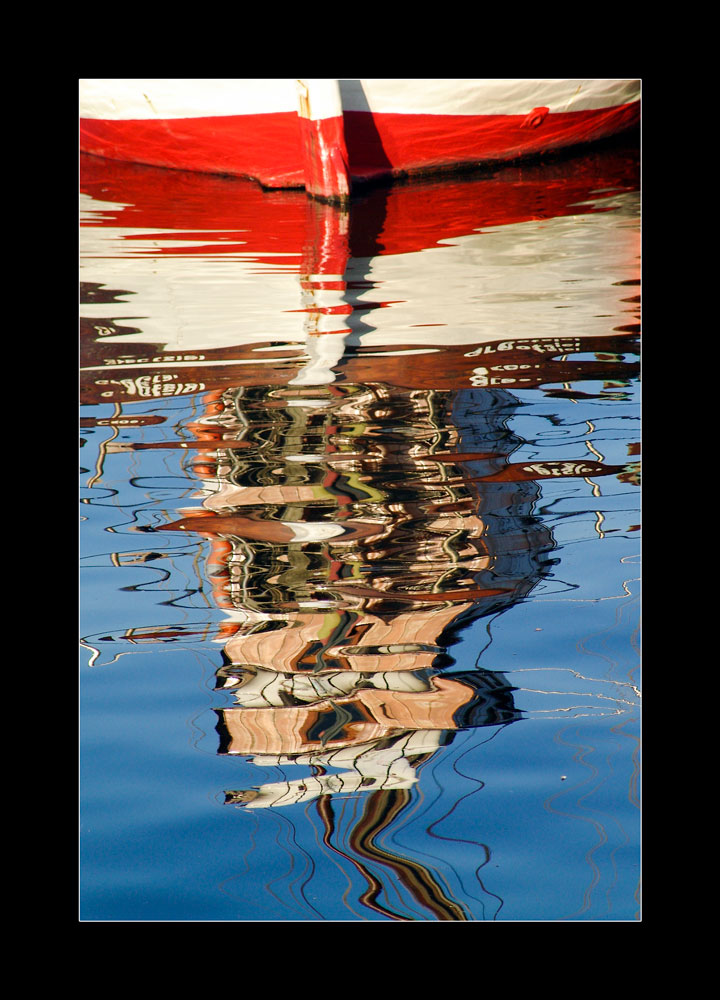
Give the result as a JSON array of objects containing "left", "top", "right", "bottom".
[
  {"left": 80, "top": 138, "right": 639, "bottom": 401},
  {"left": 80, "top": 138, "right": 640, "bottom": 921}
]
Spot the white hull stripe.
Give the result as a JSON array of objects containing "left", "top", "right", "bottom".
[{"left": 80, "top": 79, "right": 640, "bottom": 122}]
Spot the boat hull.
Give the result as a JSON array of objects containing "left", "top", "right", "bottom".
[
  {"left": 79, "top": 111, "right": 307, "bottom": 189},
  {"left": 79, "top": 79, "right": 640, "bottom": 201},
  {"left": 342, "top": 102, "right": 639, "bottom": 184}
]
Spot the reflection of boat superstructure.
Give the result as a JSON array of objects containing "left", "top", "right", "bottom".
[{"left": 155, "top": 381, "right": 552, "bottom": 806}]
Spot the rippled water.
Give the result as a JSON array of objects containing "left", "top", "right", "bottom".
[{"left": 80, "top": 138, "right": 640, "bottom": 922}]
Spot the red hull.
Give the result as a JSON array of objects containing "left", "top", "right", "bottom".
[
  {"left": 79, "top": 112, "right": 307, "bottom": 188},
  {"left": 79, "top": 102, "right": 639, "bottom": 194},
  {"left": 344, "top": 102, "right": 639, "bottom": 182}
]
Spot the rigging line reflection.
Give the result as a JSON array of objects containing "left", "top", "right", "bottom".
[
  {"left": 387, "top": 726, "right": 507, "bottom": 918},
  {"left": 305, "top": 795, "right": 369, "bottom": 921},
  {"left": 282, "top": 811, "right": 325, "bottom": 920},
  {"left": 510, "top": 667, "right": 641, "bottom": 698},
  {"left": 542, "top": 723, "right": 629, "bottom": 920},
  {"left": 532, "top": 576, "right": 639, "bottom": 601},
  {"left": 403, "top": 725, "right": 510, "bottom": 916},
  {"left": 349, "top": 788, "right": 470, "bottom": 921},
  {"left": 216, "top": 808, "right": 262, "bottom": 905},
  {"left": 611, "top": 717, "right": 640, "bottom": 812},
  {"left": 596, "top": 724, "right": 637, "bottom": 917},
  {"left": 314, "top": 794, "right": 412, "bottom": 921},
  {"left": 263, "top": 809, "right": 317, "bottom": 918}
]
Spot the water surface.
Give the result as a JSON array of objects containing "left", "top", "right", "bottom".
[{"left": 80, "top": 140, "right": 640, "bottom": 921}]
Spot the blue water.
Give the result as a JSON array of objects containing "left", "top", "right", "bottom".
[{"left": 80, "top": 144, "right": 640, "bottom": 922}]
